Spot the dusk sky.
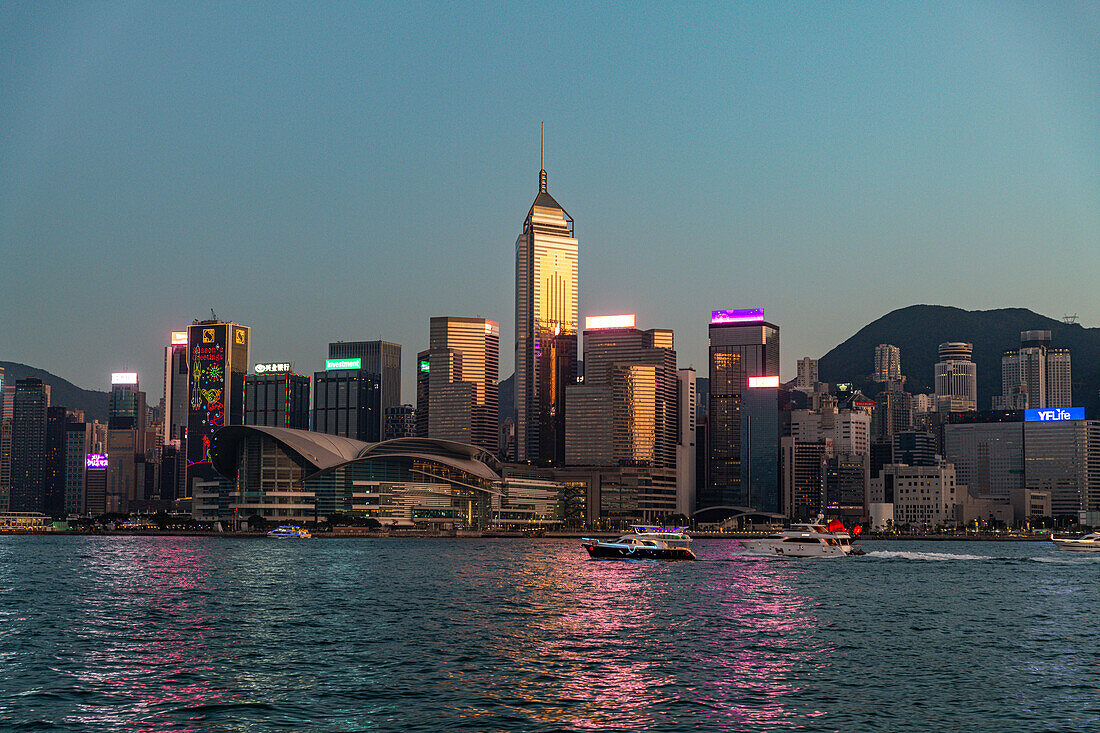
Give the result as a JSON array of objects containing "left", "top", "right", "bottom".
[{"left": 2, "top": 2, "right": 1098, "bottom": 403}]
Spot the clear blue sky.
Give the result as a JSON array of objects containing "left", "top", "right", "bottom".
[{"left": 2, "top": 2, "right": 1098, "bottom": 403}]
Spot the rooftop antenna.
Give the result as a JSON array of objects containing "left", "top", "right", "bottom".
[
  {"left": 211, "top": 308, "right": 218, "bottom": 322},
  {"left": 539, "top": 122, "right": 547, "bottom": 192}
]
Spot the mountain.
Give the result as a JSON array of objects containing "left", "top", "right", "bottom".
[
  {"left": 816, "top": 305, "right": 1100, "bottom": 415},
  {"left": 0, "top": 361, "right": 110, "bottom": 422}
]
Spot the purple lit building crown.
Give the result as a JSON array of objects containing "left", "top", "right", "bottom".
[{"left": 710, "top": 308, "right": 764, "bottom": 324}]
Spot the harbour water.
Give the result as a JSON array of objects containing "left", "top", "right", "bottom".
[{"left": 2, "top": 536, "right": 1098, "bottom": 731}]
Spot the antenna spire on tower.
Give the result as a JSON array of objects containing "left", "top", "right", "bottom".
[{"left": 539, "top": 122, "right": 547, "bottom": 192}]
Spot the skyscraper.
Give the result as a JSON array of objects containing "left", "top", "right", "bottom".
[
  {"left": 244, "top": 368, "right": 311, "bottom": 429},
  {"left": 10, "top": 378, "right": 48, "bottom": 513},
  {"left": 514, "top": 132, "right": 578, "bottom": 464},
  {"left": 313, "top": 363, "right": 380, "bottom": 442},
  {"left": 997, "top": 330, "right": 1072, "bottom": 410},
  {"left": 704, "top": 309, "right": 780, "bottom": 515},
  {"left": 419, "top": 317, "right": 499, "bottom": 452},
  {"left": 186, "top": 320, "right": 250, "bottom": 491},
  {"left": 565, "top": 316, "right": 678, "bottom": 470},
  {"left": 795, "top": 357, "right": 818, "bottom": 392},
  {"left": 327, "top": 341, "right": 401, "bottom": 437},
  {"left": 874, "top": 344, "right": 902, "bottom": 383},
  {"left": 106, "top": 373, "right": 146, "bottom": 513},
  {"left": 934, "top": 342, "right": 977, "bottom": 412}
]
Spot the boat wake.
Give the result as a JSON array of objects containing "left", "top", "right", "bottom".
[
  {"left": 864, "top": 550, "right": 1000, "bottom": 561},
  {"left": 864, "top": 550, "right": 1100, "bottom": 563}
]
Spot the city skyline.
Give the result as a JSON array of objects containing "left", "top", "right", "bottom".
[{"left": 2, "top": 4, "right": 1099, "bottom": 403}]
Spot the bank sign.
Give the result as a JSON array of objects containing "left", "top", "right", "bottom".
[{"left": 1025, "top": 407, "right": 1084, "bottom": 422}]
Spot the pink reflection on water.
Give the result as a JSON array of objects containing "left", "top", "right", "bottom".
[
  {"left": 63, "top": 538, "right": 236, "bottom": 731},
  {"left": 513, "top": 541, "right": 829, "bottom": 729}
]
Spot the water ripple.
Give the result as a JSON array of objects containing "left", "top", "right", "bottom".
[{"left": 0, "top": 537, "right": 1098, "bottom": 731}]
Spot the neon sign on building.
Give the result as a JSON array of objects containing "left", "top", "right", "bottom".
[
  {"left": 710, "top": 308, "right": 765, "bottom": 324},
  {"left": 748, "top": 375, "right": 780, "bottom": 388}
]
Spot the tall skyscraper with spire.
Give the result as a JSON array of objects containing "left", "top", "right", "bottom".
[{"left": 514, "top": 127, "right": 578, "bottom": 464}]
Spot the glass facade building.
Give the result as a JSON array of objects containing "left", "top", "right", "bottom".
[
  {"left": 312, "top": 370, "right": 381, "bottom": 442},
  {"left": 514, "top": 160, "right": 578, "bottom": 464},
  {"left": 419, "top": 317, "right": 499, "bottom": 453},
  {"left": 704, "top": 317, "right": 780, "bottom": 515},
  {"left": 244, "top": 372, "right": 311, "bottom": 429}
]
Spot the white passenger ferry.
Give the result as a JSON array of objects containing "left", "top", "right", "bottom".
[{"left": 266, "top": 525, "right": 312, "bottom": 539}]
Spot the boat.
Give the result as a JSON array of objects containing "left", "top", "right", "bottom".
[
  {"left": 740, "top": 518, "right": 864, "bottom": 558},
  {"left": 1051, "top": 531, "right": 1100, "bottom": 551},
  {"left": 266, "top": 525, "right": 312, "bottom": 538},
  {"left": 582, "top": 526, "right": 696, "bottom": 561}
]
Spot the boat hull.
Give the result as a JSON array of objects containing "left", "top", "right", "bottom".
[
  {"left": 741, "top": 539, "right": 853, "bottom": 558},
  {"left": 1052, "top": 540, "right": 1100, "bottom": 551},
  {"left": 583, "top": 543, "right": 696, "bottom": 561}
]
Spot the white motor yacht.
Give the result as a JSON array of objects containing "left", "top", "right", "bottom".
[
  {"left": 741, "top": 519, "right": 863, "bottom": 558},
  {"left": 1051, "top": 532, "right": 1100, "bottom": 551}
]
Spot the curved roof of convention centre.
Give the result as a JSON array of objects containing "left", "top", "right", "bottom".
[{"left": 212, "top": 426, "right": 502, "bottom": 484}]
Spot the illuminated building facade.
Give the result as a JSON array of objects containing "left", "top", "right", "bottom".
[
  {"left": 562, "top": 316, "right": 679, "bottom": 521},
  {"left": 419, "top": 317, "right": 499, "bottom": 453},
  {"left": 211, "top": 427, "right": 506, "bottom": 529},
  {"left": 704, "top": 310, "right": 781, "bottom": 515},
  {"left": 514, "top": 147, "right": 578, "bottom": 464},
  {"left": 244, "top": 369, "right": 311, "bottom": 429},
  {"left": 186, "top": 320, "right": 250, "bottom": 505}
]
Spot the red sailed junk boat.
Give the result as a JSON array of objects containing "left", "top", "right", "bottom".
[
  {"left": 582, "top": 526, "right": 697, "bottom": 561},
  {"left": 740, "top": 517, "right": 865, "bottom": 558}
]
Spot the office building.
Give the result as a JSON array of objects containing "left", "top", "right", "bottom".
[
  {"left": 870, "top": 462, "right": 960, "bottom": 529},
  {"left": 84, "top": 451, "right": 108, "bottom": 515},
  {"left": 313, "top": 364, "right": 381, "bottom": 442},
  {"left": 328, "top": 340, "right": 402, "bottom": 436},
  {"left": 676, "top": 368, "right": 697, "bottom": 516},
  {"left": 944, "top": 411, "right": 1024, "bottom": 500},
  {"left": 872, "top": 387, "right": 913, "bottom": 440},
  {"left": 44, "top": 405, "right": 69, "bottom": 516},
  {"left": 563, "top": 316, "right": 679, "bottom": 521},
  {"left": 10, "top": 378, "right": 48, "bottom": 513},
  {"left": 62, "top": 416, "right": 92, "bottom": 515},
  {"left": 934, "top": 342, "right": 977, "bottom": 412},
  {"left": 789, "top": 398, "right": 871, "bottom": 456},
  {"left": 514, "top": 138, "right": 578, "bottom": 464},
  {"left": 105, "top": 373, "right": 147, "bottom": 513},
  {"left": 418, "top": 317, "right": 499, "bottom": 453},
  {"left": 1023, "top": 414, "right": 1098, "bottom": 520},
  {"left": 874, "top": 344, "right": 902, "bottom": 383},
  {"left": 0, "top": 379, "right": 11, "bottom": 512},
  {"left": 164, "top": 331, "right": 190, "bottom": 444},
  {"left": 996, "top": 330, "right": 1072, "bottom": 410},
  {"left": 244, "top": 368, "right": 311, "bottom": 429},
  {"left": 892, "top": 430, "right": 937, "bottom": 467},
  {"left": 822, "top": 452, "right": 868, "bottom": 525},
  {"left": 780, "top": 437, "right": 827, "bottom": 521},
  {"left": 186, "top": 320, "right": 250, "bottom": 472},
  {"left": 704, "top": 309, "right": 780, "bottom": 515},
  {"left": 794, "top": 357, "right": 818, "bottom": 393},
  {"left": 384, "top": 405, "right": 416, "bottom": 440}
]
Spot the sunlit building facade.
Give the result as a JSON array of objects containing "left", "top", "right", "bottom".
[
  {"left": 514, "top": 157, "right": 578, "bottom": 464},
  {"left": 419, "top": 317, "right": 500, "bottom": 453}
]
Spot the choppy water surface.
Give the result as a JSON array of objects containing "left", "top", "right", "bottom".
[{"left": 1, "top": 537, "right": 1098, "bottom": 732}]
